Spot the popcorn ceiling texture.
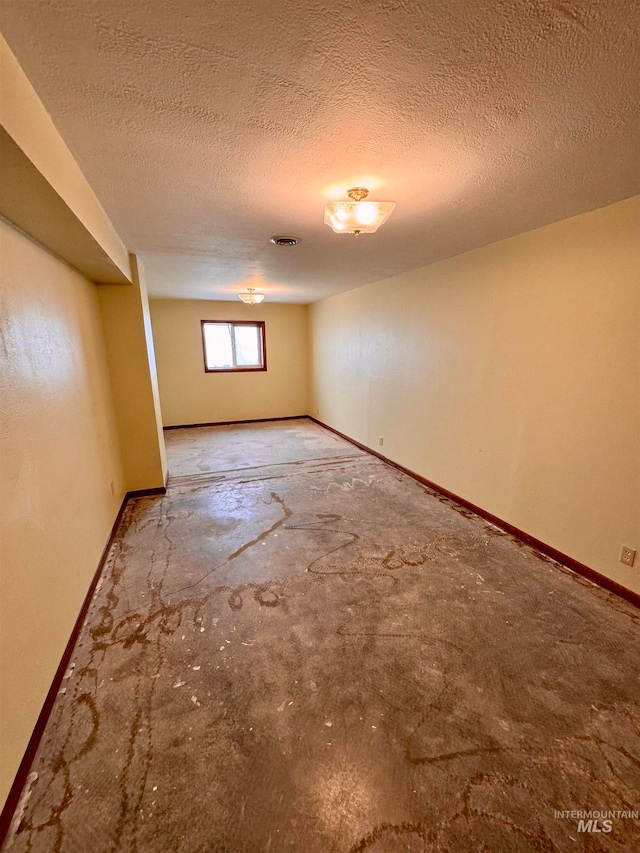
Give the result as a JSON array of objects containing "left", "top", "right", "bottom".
[{"left": 0, "top": 0, "right": 638, "bottom": 302}]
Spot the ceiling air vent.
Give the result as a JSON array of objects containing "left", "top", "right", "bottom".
[{"left": 270, "top": 235, "right": 299, "bottom": 246}]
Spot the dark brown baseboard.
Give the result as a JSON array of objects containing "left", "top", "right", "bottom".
[
  {"left": 126, "top": 486, "right": 167, "bottom": 499},
  {"left": 0, "top": 486, "right": 161, "bottom": 846},
  {"left": 163, "top": 415, "right": 308, "bottom": 430},
  {"left": 308, "top": 417, "right": 639, "bottom": 610}
]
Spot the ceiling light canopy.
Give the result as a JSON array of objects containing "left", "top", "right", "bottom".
[
  {"left": 238, "top": 287, "right": 264, "bottom": 304},
  {"left": 324, "top": 187, "right": 396, "bottom": 237}
]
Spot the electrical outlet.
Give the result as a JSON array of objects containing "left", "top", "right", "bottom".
[
  {"left": 620, "top": 546, "right": 636, "bottom": 567},
  {"left": 379, "top": 436, "right": 384, "bottom": 447}
]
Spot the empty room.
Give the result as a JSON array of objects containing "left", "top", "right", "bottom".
[{"left": 0, "top": 2, "right": 639, "bottom": 851}]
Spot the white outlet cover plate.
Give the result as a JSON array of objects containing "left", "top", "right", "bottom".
[{"left": 620, "top": 547, "right": 637, "bottom": 567}]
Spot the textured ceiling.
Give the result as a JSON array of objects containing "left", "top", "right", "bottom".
[{"left": 1, "top": 0, "right": 638, "bottom": 302}]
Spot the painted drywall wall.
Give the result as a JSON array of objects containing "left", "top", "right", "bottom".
[
  {"left": 0, "top": 218, "right": 126, "bottom": 805},
  {"left": 98, "top": 258, "right": 167, "bottom": 491},
  {"left": 0, "top": 34, "right": 131, "bottom": 282},
  {"left": 150, "top": 300, "right": 308, "bottom": 426},
  {"left": 309, "top": 197, "right": 640, "bottom": 592},
  {"left": 135, "top": 258, "right": 168, "bottom": 483}
]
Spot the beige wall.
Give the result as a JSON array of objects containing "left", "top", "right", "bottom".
[
  {"left": 150, "top": 300, "right": 309, "bottom": 427},
  {"left": 0, "top": 218, "right": 126, "bottom": 804},
  {"left": 0, "top": 34, "right": 131, "bottom": 282},
  {"left": 0, "top": 39, "right": 168, "bottom": 811},
  {"left": 98, "top": 258, "right": 167, "bottom": 491},
  {"left": 309, "top": 197, "right": 640, "bottom": 592}
]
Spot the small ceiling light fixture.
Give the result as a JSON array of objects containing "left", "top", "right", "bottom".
[
  {"left": 238, "top": 287, "right": 265, "bottom": 304},
  {"left": 324, "top": 187, "right": 396, "bottom": 237}
]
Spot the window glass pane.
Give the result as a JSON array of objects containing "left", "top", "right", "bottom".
[
  {"left": 234, "top": 325, "right": 261, "bottom": 366},
  {"left": 204, "top": 323, "right": 233, "bottom": 369}
]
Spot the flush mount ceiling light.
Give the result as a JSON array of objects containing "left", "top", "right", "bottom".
[
  {"left": 238, "top": 287, "right": 265, "bottom": 304},
  {"left": 324, "top": 187, "right": 396, "bottom": 237}
]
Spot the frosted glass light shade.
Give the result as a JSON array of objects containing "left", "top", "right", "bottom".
[
  {"left": 238, "top": 289, "right": 265, "bottom": 304},
  {"left": 324, "top": 199, "right": 396, "bottom": 234}
]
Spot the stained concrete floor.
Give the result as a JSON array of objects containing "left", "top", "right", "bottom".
[{"left": 5, "top": 419, "right": 640, "bottom": 852}]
